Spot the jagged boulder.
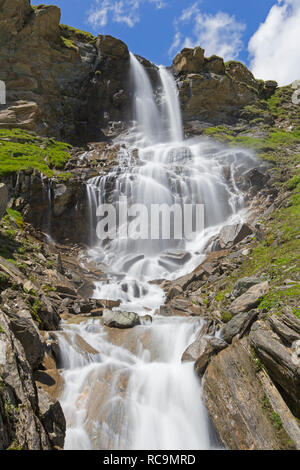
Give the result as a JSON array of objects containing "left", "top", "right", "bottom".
[
  {"left": 220, "top": 310, "right": 259, "bottom": 344},
  {"left": 96, "top": 34, "right": 129, "bottom": 59},
  {"left": 203, "top": 55, "right": 225, "bottom": 74},
  {"left": 181, "top": 321, "right": 217, "bottom": 362},
  {"left": 217, "top": 223, "right": 253, "bottom": 249},
  {"left": 0, "top": 183, "right": 8, "bottom": 219},
  {"left": 230, "top": 281, "right": 269, "bottom": 315},
  {"left": 232, "top": 277, "right": 263, "bottom": 298},
  {"left": 225, "top": 61, "right": 260, "bottom": 91},
  {"left": 173, "top": 47, "right": 205, "bottom": 74}
]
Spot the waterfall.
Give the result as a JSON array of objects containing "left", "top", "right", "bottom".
[
  {"left": 58, "top": 317, "right": 214, "bottom": 450},
  {"left": 59, "top": 52, "right": 260, "bottom": 450},
  {"left": 159, "top": 65, "right": 183, "bottom": 142},
  {"left": 130, "top": 52, "right": 161, "bottom": 145}
]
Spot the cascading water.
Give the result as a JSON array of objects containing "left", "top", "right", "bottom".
[{"left": 58, "top": 52, "right": 261, "bottom": 450}]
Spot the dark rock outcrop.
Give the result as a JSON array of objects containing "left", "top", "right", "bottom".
[
  {"left": 0, "top": 308, "right": 62, "bottom": 449},
  {"left": 0, "top": 183, "right": 8, "bottom": 218},
  {"left": 3, "top": 169, "right": 89, "bottom": 244}
]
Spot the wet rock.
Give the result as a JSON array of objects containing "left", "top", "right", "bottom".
[
  {"left": 220, "top": 310, "right": 259, "bottom": 344},
  {"left": 181, "top": 321, "right": 217, "bottom": 362},
  {"left": 171, "top": 268, "right": 204, "bottom": 292},
  {"left": 0, "top": 183, "right": 8, "bottom": 219},
  {"left": 89, "top": 308, "right": 104, "bottom": 317},
  {"left": 52, "top": 183, "right": 76, "bottom": 217},
  {"left": 230, "top": 281, "right": 269, "bottom": 315},
  {"left": 102, "top": 309, "right": 140, "bottom": 329},
  {"left": 203, "top": 338, "right": 291, "bottom": 450},
  {"left": 194, "top": 337, "right": 227, "bottom": 376},
  {"left": 159, "top": 298, "right": 203, "bottom": 317},
  {"left": 245, "top": 168, "right": 270, "bottom": 190},
  {"left": 232, "top": 277, "right": 263, "bottom": 299},
  {"left": 161, "top": 249, "right": 192, "bottom": 266},
  {"left": 96, "top": 299, "right": 121, "bottom": 309},
  {"left": 140, "top": 314, "right": 152, "bottom": 324},
  {"left": 166, "top": 285, "right": 183, "bottom": 301},
  {"left": 218, "top": 223, "right": 253, "bottom": 249},
  {"left": 74, "top": 334, "right": 99, "bottom": 355},
  {"left": 103, "top": 326, "right": 152, "bottom": 357},
  {"left": 54, "top": 331, "right": 99, "bottom": 360}
]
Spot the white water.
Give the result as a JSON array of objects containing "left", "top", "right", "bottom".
[
  {"left": 59, "top": 53, "right": 260, "bottom": 450},
  {"left": 59, "top": 317, "right": 214, "bottom": 450}
]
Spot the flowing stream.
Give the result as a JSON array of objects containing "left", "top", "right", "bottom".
[{"left": 58, "top": 53, "right": 259, "bottom": 450}]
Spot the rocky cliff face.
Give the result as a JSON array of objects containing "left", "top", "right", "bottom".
[
  {"left": 172, "top": 47, "right": 277, "bottom": 129},
  {"left": 0, "top": 0, "right": 278, "bottom": 146},
  {"left": 0, "top": 0, "right": 130, "bottom": 144}
]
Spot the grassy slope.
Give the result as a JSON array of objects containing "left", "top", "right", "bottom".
[
  {"left": 0, "top": 128, "right": 72, "bottom": 179},
  {"left": 202, "top": 86, "right": 300, "bottom": 320}
]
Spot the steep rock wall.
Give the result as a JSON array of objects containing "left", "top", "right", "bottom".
[{"left": 0, "top": 0, "right": 130, "bottom": 144}]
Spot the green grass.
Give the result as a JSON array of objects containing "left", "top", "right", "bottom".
[
  {"left": 203, "top": 126, "right": 300, "bottom": 152},
  {"left": 0, "top": 129, "right": 71, "bottom": 178},
  {"left": 221, "top": 311, "right": 232, "bottom": 323},
  {"left": 61, "top": 36, "right": 79, "bottom": 52},
  {"left": 60, "top": 24, "right": 95, "bottom": 44},
  {"left": 220, "top": 180, "right": 300, "bottom": 317},
  {"left": 5, "top": 209, "right": 24, "bottom": 229},
  {"left": 203, "top": 125, "right": 300, "bottom": 171},
  {"left": 0, "top": 325, "right": 5, "bottom": 334}
]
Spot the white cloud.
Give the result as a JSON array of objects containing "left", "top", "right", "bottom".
[
  {"left": 248, "top": 0, "right": 300, "bottom": 85},
  {"left": 169, "top": 2, "right": 245, "bottom": 61},
  {"left": 88, "top": 0, "right": 167, "bottom": 29}
]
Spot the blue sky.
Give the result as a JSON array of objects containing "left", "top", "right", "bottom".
[{"left": 39, "top": 0, "right": 300, "bottom": 85}]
